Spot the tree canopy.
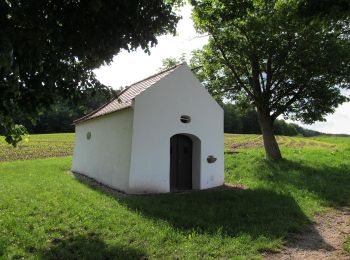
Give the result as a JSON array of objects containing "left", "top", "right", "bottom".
[
  {"left": 298, "top": 0, "right": 350, "bottom": 18},
  {"left": 0, "top": 0, "right": 179, "bottom": 145},
  {"left": 159, "top": 53, "right": 187, "bottom": 71},
  {"left": 190, "top": 0, "right": 350, "bottom": 160}
]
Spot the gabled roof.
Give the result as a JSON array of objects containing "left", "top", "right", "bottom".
[{"left": 74, "top": 63, "right": 184, "bottom": 124}]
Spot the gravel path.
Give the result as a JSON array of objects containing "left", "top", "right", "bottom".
[{"left": 266, "top": 207, "right": 350, "bottom": 260}]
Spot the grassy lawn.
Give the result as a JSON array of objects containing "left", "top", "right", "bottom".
[{"left": 0, "top": 134, "right": 349, "bottom": 258}]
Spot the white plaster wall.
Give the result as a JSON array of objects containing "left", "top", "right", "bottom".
[
  {"left": 72, "top": 109, "right": 133, "bottom": 192},
  {"left": 128, "top": 65, "right": 224, "bottom": 193}
]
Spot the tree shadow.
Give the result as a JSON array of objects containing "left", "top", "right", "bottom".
[
  {"left": 120, "top": 189, "right": 309, "bottom": 239},
  {"left": 36, "top": 232, "right": 146, "bottom": 260},
  {"left": 255, "top": 159, "right": 350, "bottom": 207},
  {"left": 72, "top": 172, "right": 335, "bottom": 253},
  {"left": 0, "top": 244, "right": 4, "bottom": 258},
  {"left": 284, "top": 225, "right": 335, "bottom": 252}
]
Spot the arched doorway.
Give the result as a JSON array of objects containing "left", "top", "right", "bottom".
[{"left": 170, "top": 134, "right": 193, "bottom": 191}]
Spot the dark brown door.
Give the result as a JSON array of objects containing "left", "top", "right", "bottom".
[{"left": 170, "top": 135, "right": 193, "bottom": 191}]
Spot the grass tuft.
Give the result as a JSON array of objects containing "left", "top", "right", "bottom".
[{"left": 345, "top": 237, "right": 350, "bottom": 253}]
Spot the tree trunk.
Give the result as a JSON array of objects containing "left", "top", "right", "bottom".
[{"left": 257, "top": 110, "right": 282, "bottom": 160}]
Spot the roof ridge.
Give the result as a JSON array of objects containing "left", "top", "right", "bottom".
[
  {"left": 73, "top": 63, "right": 185, "bottom": 124},
  {"left": 112, "top": 63, "right": 183, "bottom": 101},
  {"left": 126, "top": 62, "right": 184, "bottom": 88}
]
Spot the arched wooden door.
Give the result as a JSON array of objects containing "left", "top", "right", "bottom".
[{"left": 170, "top": 134, "right": 193, "bottom": 191}]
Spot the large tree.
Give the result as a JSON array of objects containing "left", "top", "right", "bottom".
[
  {"left": 191, "top": 0, "right": 350, "bottom": 160},
  {"left": 0, "top": 0, "right": 179, "bottom": 145}
]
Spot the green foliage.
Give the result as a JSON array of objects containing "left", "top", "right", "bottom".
[
  {"left": 224, "top": 103, "right": 243, "bottom": 133},
  {"left": 224, "top": 103, "right": 260, "bottom": 134},
  {"left": 17, "top": 86, "right": 118, "bottom": 134},
  {"left": 345, "top": 237, "right": 350, "bottom": 252},
  {"left": 159, "top": 53, "right": 187, "bottom": 70},
  {"left": 298, "top": 0, "right": 350, "bottom": 18},
  {"left": 3, "top": 124, "right": 28, "bottom": 147},
  {"left": 0, "top": 134, "right": 349, "bottom": 258},
  {"left": 223, "top": 103, "right": 321, "bottom": 136},
  {"left": 190, "top": 0, "right": 350, "bottom": 159},
  {"left": 0, "top": 0, "right": 179, "bottom": 145},
  {"left": 274, "top": 120, "right": 298, "bottom": 136},
  {"left": 191, "top": 0, "right": 350, "bottom": 122}
]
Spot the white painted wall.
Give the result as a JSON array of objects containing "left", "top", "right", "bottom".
[
  {"left": 72, "top": 108, "right": 133, "bottom": 192},
  {"left": 128, "top": 65, "right": 224, "bottom": 193}
]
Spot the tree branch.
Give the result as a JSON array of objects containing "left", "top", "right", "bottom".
[
  {"left": 250, "top": 53, "right": 263, "bottom": 95},
  {"left": 266, "top": 52, "right": 273, "bottom": 91},
  {"left": 270, "top": 82, "right": 299, "bottom": 105},
  {"left": 209, "top": 29, "right": 257, "bottom": 101},
  {"left": 271, "top": 87, "right": 305, "bottom": 119},
  {"left": 268, "top": 36, "right": 295, "bottom": 90},
  {"left": 211, "top": 86, "right": 238, "bottom": 96}
]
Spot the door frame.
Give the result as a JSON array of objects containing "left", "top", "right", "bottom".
[{"left": 169, "top": 133, "right": 201, "bottom": 192}]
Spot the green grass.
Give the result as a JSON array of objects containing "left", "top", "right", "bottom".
[
  {"left": 345, "top": 237, "right": 350, "bottom": 252},
  {"left": 0, "top": 134, "right": 349, "bottom": 258},
  {"left": 0, "top": 133, "right": 74, "bottom": 162},
  {"left": 225, "top": 134, "right": 350, "bottom": 212}
]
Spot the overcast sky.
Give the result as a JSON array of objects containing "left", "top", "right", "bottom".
[{"left": 94, "top": 5, "right": 350, "bottom": 135}]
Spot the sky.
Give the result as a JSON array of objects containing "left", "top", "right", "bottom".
[{"left": 94, "top": 5, "right": 350, "bottom": 135}]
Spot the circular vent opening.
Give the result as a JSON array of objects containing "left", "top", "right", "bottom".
[{"left": 180, "top": 115, "right": 191, "bottom": 123}]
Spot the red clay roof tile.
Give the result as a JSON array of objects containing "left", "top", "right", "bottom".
[{"left": 74, "top": 63, "right": 183, "bottom": 124}]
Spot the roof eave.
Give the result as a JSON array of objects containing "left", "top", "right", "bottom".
[{"left": 73, "top": 104, "right": 133, "bottom": 125}]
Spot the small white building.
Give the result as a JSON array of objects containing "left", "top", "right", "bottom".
[{"left": 72, "top": 63, "right": 224, "bottom": 194}]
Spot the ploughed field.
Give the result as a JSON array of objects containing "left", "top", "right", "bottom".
[
  {"left": 0, "top": 133, "right": 74, "bottom": 162},
  {"left": 224, "top": 134, "right": 337, "bottom": 151},
  {"left": 0, "top": 133, "right": 349, "bottom": 258}
]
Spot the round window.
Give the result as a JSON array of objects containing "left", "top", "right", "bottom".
[
  {"left": 86, "top": 131, "right": 91, "bottom": 140},
  {"left": 180, "top": 115, "right": 191, "bottom": 123}
]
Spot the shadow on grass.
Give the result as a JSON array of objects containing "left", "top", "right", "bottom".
[
  {"left": 122, "top": 189, "right": 308, "bottom": 238},
  {"left": 37, "top": 232, "right": 146, "bottom": 260},
  {"left": 255, "top": 159, "right": 350, "bottom": 207},
  {"left": 72, "top": 172, "right": 334, "bottom": 252},
  {"left": 0, "top": 243, "right": 4, "bottom": 258}
]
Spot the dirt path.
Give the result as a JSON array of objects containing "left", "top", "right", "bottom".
[{"left": 266, "top": 207, "right": 350, "bottom": 260}]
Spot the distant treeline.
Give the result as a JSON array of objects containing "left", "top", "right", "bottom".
[
  {"left": 16, "top": 87, "right": 118, "bottom": 134},
  {"left": 15, "top": 90, "right": 326, "bottom": 137},
  {"left": 224, "top": 103, "right": 322, "bottom": 137}
]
